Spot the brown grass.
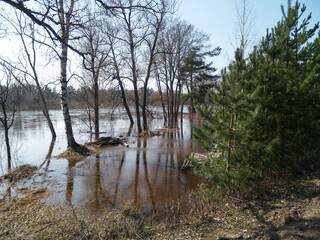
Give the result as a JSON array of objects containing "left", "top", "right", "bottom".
[
  {"left": 0, "top": 164, "right": 38, "bottom": 183},
  {"left": 54, "top": 144, "right": 96, "bottom": 160}
]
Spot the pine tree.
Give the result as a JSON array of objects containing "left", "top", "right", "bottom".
[
  {"left": 193, "top": 49, "right": 248, "bottom": 194},
  {"left": 181, "top": 47, "right": 220, "bottom": 113},
  {"left": 193, "top": 0, "right": 320, "bottom": 195}
]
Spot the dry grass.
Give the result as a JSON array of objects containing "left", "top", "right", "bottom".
[
  {"left": 0, "top": 164, "right": 38, "bottom": 183},
  {"left": 54, "top": 144, "right": 96, "bottom": 160}
]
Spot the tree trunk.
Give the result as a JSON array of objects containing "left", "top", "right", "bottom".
[
  {"left": 111, "top": 45, "right": 134, "bottom": 125},
  {"left": 118, "top": 78, "right": 134, "bottom": 125},
  {"left": 227, "top": 114, "right": 234, "bottom": 173},
  {"left": 190, "top": 74, "right": 196, "bottom": 113},
  {"left": 40, "top": 97, "right": 56, "bottom": 139},
  {"left": 93, "top": 76, "right": 99, "bottom": 140},
  {"left": 4, "top": 122, "right": 11, "bottom": 170},
  {"left": 129, "top": 42, "right": 142, "bottom": 133},
  {"left": 1, "top": 103, "right": 12, "bottom": 170},
  {"left": 133, "top": 81, "right": 142, "bottom": 133},
  {"left": 60, "top": 41, "right": 78, "bottom": 149},
  {"left": 156, "top": 72, "right": 167, "bottom": 125}
]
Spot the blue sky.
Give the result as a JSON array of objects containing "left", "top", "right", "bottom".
[{"left": 177, "top": 0, "right": 320, "bottom": 72}]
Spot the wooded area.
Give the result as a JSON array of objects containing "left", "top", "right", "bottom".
[
  {"left": 193, "top": 0, "right": 320, "bottom": 194},
  {"left": 1, "top": 1, "right": 320, "bottom": 239},
  {"left": 0, "top": 0, "right": 319, "bottom": 191},
  {"left": 0, "top": 0, "right": 218, "bottom": 167}
]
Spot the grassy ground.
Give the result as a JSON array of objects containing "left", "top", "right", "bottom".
[{"left": 1, "top": 168, "right": 320, "bottom": 239}]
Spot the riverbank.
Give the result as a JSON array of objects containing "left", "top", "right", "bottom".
[{"left": 1, "top": 168, "right": 319, "bottom": 239}]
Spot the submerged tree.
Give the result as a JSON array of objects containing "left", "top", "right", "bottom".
[
  {"left": 0, "top": 65, "right": 21, "bottom": 170},
  {"left": 81, "top": 15, "right": 110, "bottom": 140},
  {"left": 0, "top": 10, "right": 57, "bottom": 139},
  {"left": 98, "top": 0, "right": 175, "bottom": 132},
  {"left": 155, "top": 20, "right": 219, "bottom": 127},
  {"left": 0, "top": 0, "right": 90, "bottom": 153},
  {"left": 105, "top": 24, "right": 134, "bottom": 125}
]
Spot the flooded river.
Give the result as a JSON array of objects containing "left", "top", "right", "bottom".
[{"left": 0, "top": 108, "right": 205, "bottom": 214}]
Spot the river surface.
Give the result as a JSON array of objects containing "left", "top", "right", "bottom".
[{"left": 0, "top": 108, "right": 205, "bottom": 214}]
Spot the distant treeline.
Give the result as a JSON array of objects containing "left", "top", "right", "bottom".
[{"left": 7, "top": 84, "right": 169, "bottom": 111}]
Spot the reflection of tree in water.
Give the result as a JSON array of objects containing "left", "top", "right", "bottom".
[
  {"left": 114, "top": 123, "right": 133, "bottom": 204},
  {"left": 134, "top": 138, "right": 140, "bottom": 205},
  {"left": 93, "top": 155, "right": 110, "bottom": 209},
  {"left": 66, "top": 159, "right": 76, "bottom": 203},
  {"left": 39, "top": 138, "right": 56, "bottom": 172},
  {"left": 113, "top": 151, "right": 126, "bottom": 205},
  {"left": 63, "top": 119, "right": 202, "bottom": 211},
  {"left": 132, "top": 137, "right": 156, "bottom": 211},
  {"left": 142, "top": 138, "right": 155, "bottom": 211}
]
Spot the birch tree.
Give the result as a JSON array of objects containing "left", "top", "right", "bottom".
[{"left": 0, "top": 0, "right": 90, "bottom": 153}]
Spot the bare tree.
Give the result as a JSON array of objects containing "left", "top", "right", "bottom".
[
  {"left": 58, "top": 0, "right": 81, "bottom": 149},
  {"left": 234, "top": 0, "right": 255, "bottom": 58},
  {"left": 81, "top": 15, "right": 110, "bottom": 140},
  {"left": 105, "top": 24, "right": 134, "bottom": 125},
  {"left": 0, "top": 0, "right": 90, "bottom": 153},
  {"left": 0, "top": 64, "right": 21, "bottom": 170},
  {"left": 98, "top": 0, "right": 175, "bottom": 133},
  {"left": 155, "top": 20, "right": 204, "bottom": 127},
  {"left": 0, "top": 10, "right": 57, "bottom": 138},
  {"left": 140, "top": 0, "right": 175, "bottom": 131},
  {"left": 113, "top": 0, "right": 145, "bottom": 133}
]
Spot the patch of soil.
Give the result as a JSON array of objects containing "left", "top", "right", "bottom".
[{"left": 0, "top": 164, "right": 38, "bottom": 182}]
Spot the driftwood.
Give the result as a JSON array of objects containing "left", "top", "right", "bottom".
[
  {"left": 87, "top": 137, "right": 129, "bottom": 147},
  {"left": 138, "top": 128, "right": 179, "bottom": 137},
  {"left": 182, "top": 152, "right": 208, "bottom": 170},
  {"left": 182, "top": 152, "right": 222, "bottom": 170}
]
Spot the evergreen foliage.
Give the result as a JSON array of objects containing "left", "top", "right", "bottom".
[
  {"left": 193, "top": 0, "right": 320, "bottom": 195},
  {"left": 181, "top": 47, "right": 221, "bottom": 110}
]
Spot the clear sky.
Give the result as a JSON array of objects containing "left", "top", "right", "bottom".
[{"left": 177, "top": 0, "right": 320, "bottom": 72}]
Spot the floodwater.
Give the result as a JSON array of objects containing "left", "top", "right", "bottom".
[{"left": 0, "top": 108, "right": 205, "bottom": 214}]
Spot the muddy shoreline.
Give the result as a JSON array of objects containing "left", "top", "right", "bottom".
[{"left": 1, "top": 166, "right": 319, "bottom": 239}]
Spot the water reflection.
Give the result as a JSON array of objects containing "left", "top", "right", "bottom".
[
  {"left": 1, "top": 108, "right": 204, "bottom": 214},
  {"left": 39, "top": 138, "right": 56, "bottom": 171}
]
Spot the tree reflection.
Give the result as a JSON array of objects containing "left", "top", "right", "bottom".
[
  {"left": 66, "top": 159, "right": 77, "bottom": 203},
  {"left": 142, "top": 137, "right": 155, "bottom": 211},
  {"left": 93, "top": 154, "right": 109, "bottom": 209},
  {"left": 134, "top": 138, "right": 140, "bottom": 205},
  {"left": 113, "top": 151, "right": 126, "bottom": 205},
  {"left": 39, "top": 137, "right": 56, "bottom": 171}
]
